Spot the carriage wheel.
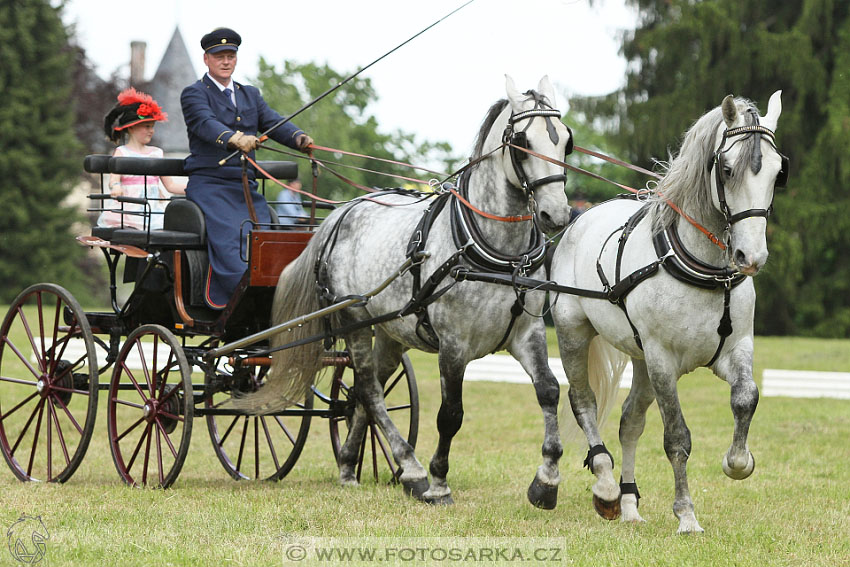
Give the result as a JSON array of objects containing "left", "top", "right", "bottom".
[
  {"left": 0, "top": 284, "right": 99, "bottom": 483},
  {"left": 329, "top": 353, "right": 418, "bottom": 484},
  {"left": 107, "top": 325, "right": 193, "bottom": 488},
  {"left": 205, "top": 358, "right": 312, "bottom": 481}
]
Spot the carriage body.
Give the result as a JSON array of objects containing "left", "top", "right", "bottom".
[{"left": 0, "top": 155, "right": 417, "bottom": 488}]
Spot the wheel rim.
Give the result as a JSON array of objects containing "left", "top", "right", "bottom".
[
  {"left": 205, "top": 357, "right": 312, "bottom": 481},
  {"left": 0, "top": 284, "right": 98, "bottom": 483},
  {"left": 107, "top": 325, "right": 192, "bottom": 488},
  {"left": 329, "top": 353, "right": 418, "bottom": 484}
]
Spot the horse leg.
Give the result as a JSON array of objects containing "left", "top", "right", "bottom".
[
  {"left": 647, "top": 359, "right": 703, "bottom": 534},
  {"left": 558, "top": 326, "right": 620, "bottom": 519},
  {"left": 618, "top": 358, "right": 655, "bottom": 523},
  {"left": 336, "top": 328, "right": 429, "bottom": 499},
  {"left": 509, "top": 324, "right": 562, "bottom": 510},
  {"left": 337, "top": 331, "right": 406, "bottom": 485},
  {"left": 714, "top": 342, "right": 758, "bottom": 480},
  {"left": 423, "top": 347, "right": 466, "bottom": 505}
]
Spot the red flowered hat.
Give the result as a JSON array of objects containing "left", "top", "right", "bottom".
[{"left": 103, "top": 88, "right": 168, "bottom": 142}]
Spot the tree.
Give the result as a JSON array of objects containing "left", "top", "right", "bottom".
[
  {"left": 253, "top": 59, "right": 460, "bottom": 201},
  {"left": 0, "top": 0, "right": 96, "bottom": 304},
  {"left": 574, "top": 0, "right": 850, "bottom": 336}
]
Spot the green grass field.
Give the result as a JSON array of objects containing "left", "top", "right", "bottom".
[{"left": 2, "top": 328, "right": 849, "bottom": 566}]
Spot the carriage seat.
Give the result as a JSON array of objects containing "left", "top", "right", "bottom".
[{"left": 109, "top": 199, "right": 206, "bottom": 248}]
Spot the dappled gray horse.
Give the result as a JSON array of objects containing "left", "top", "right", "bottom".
[
  {"left": 235, "top": 76, "right": 573, "bottom": 506},
  {"left": 551, "top": 92, "right": 787, "bottom": 533}
]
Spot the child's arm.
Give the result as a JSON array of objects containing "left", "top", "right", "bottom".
[
  {"left": 160, "top": 176, "right": 186, "bottom": 195},
  {"left": 108, "top": 147, "right": 124, "bottom": 196}
]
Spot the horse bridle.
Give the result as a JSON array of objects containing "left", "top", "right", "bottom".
[
  {"left": 502, "top": 92, "right": 574, "bottom": 197},
  {"left": 709, "top": 123, "right": 789, "bottom": 228}
]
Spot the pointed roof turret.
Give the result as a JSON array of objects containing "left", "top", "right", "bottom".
[{"left": 149, "top": 27, "right": 197, "bottom": 155}]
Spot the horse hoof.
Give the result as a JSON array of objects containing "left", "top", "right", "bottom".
[
  {"left": 592, "top": 494, "right": 621, "bottom": 521},
  {"left": 402, "top": 477, "right": 430, "bottom": 501},
  {"left": 722, "top": 451, "right": 755, "bottom": 480},
  {"left": 425, "top": 493, "right": 454, "bottom": 506},
  {"left": 527, "top": 478, "right": 558, "bottom": 510}
]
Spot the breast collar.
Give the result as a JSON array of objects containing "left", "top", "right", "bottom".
[
  {"left": 652, "top": 220, "right": 746, "bottom": 290},
  {"left": 449, "top": 170, "right": 548, "bottom": 275}
]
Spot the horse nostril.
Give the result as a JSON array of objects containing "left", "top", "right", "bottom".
[
  {"left": 734, "top": 249, "right": 747, "bottom": 267},
  {"left": 540, "top": 210, "right": 553, "bottom": 226}
]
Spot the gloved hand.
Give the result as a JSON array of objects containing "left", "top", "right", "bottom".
[
  {"left": 228, "top": 131, "right": 260, "bottom": 152},
  {"left": 296, "top": 133, "right": 313, "bottom": 153}
]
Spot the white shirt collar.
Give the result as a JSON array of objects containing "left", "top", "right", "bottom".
[{"left": 206, "top": 73, "right": 233, "bottom": 92}]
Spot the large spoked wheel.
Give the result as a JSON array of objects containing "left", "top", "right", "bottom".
[
  {"left": 205, "top": 358, "right": 312, "bottom": 481},
  {"left": 0, "top": 284, "right": 99, "bottom": 483},
  {"left": 107, "top": 325, "right": 193, "bottom": 488},
  {"left": 329, "top": 353, "right": 418, "bottom": 484}
]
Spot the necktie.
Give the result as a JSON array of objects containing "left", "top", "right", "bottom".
[{"left": 223, "top": 87, "right": 234, "bottom": 106}]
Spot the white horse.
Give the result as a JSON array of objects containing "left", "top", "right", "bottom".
[
  {"left": 550, "top": 92, "right": 787, "bottom": 533},
  {"left": 235, "top": 76, "right": 573, "bottom": 506}
]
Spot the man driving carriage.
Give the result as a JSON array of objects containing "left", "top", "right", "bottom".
[{"left": 181, "top": 27, "right": 313, "bottom": 309}]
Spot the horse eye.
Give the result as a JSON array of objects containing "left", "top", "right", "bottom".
[{"left": 723, "top": 165, "right": 733, "bottom": 178}]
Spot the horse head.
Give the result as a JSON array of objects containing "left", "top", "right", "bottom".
[
  {"left": 711, "top": 91, "right": 786, "bottom": 275},
  {"left": 471, "top": 75, "right": 572, "bottom": 235}
]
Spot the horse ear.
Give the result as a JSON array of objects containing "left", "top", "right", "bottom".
[
  {"left": 537, "top": 75, "right": 557, "bottom": 105},
  {"left": 763, "top": 90, "right": 782, "bottom": 131},
  {"left": 721, "top": 95, "right": 738, "bottom": 127},
  {"left": 505, "top": 74, "right": 521, "bottom": 106}
]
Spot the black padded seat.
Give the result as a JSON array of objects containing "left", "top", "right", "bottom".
[{"left": 109, "top": 228, "right": 147, "bottom": 246}]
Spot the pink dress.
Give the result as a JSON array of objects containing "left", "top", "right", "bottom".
[{"left": 97, "top": 145, "right": 171, "bottom": 230}]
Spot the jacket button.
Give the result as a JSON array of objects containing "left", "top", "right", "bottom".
[{"left": 236, "top": 116, "right": 241, "bottom": 122}]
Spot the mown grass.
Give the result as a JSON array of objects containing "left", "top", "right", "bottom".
[{"left": 2, "top": 331, "right": 850, "bottom": 566}]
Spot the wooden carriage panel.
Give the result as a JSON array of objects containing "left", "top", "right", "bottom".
[{"left": 249, "top": 230, "right": 313, "bottom": 286}]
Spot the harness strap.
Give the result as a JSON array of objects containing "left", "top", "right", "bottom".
[{"left": 706, "top": 283, "right": 733, "bottom": 367}]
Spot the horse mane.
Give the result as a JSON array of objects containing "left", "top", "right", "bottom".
[
  {"left": 650, "top": 97, "right": 762, "bottom": 232},
  {"left": 472, "top": 98, "right": 509, "bottom": 160}
]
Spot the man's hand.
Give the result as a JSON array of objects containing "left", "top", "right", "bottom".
[
  {"left": 296, "top": 134, "right": 313, "bottom": 153},
  {"left": 228, "top": 131, "right": 260, "bottom": 152}
]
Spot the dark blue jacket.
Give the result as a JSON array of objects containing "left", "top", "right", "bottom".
[{"left": 181, "top": 74, "right": 304, "bottom": 179}]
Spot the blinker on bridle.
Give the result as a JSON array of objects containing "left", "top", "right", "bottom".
[
  {"left": 709, "top": 122, "right": 790, "bottom": 227},
  {"left": 502, "top": 93, "right": 573, "bottom": 197}
]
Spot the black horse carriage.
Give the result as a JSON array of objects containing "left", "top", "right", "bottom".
[{"left": 0, "top": 155, "right": 418, "bottom": 488}]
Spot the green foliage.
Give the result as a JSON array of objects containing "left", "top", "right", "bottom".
[
  {"left": 0, "top": 0, "right": 95, "bottom": 304},
  {"left": 254, "top": 59, "right": 460, "bottom": 201},
  {"left": 575, "top": 0, "right": 850, "bottom": 336}
]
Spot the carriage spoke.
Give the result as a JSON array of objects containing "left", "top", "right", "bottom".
[
  {"left": 48, "top": 398, "right": 71, "bottom": 469},
  {"left": 155, "top": 424, "right": 164, "bottom": 486},
  {"left": 9, "top": 398, "right": 43, "bottom": 457},
  {"left": 3, "top": 338, "right": 44, "bottom": 380},
  {"left": 46, "top": 298, "right": 63, "bottom": 375},
  {"left": 26, "top": 399, "right": 46, "bottom": 477},
  {"left": 154, "top": 419, "right": 179, "bottom": 460},
  {"left": 369, "top": 425, "right": 380, "bottom": 481},
  {"left": 218, "top": 415, "right": 240, "bottom": 446},
  {"left": 142, "top": 421, "right": 153, "bottom": 485},
  {"left": 372, "top": 425, "right": 397, "bottom": 478},
  {"left": 46, "top": 397, "right": 53, "bottom": 480},
  {"left": 1, "top": 391, "right": 39, "bottom": 422},
  {"left": 126, "top": 422, "right": 151, "bottom": 473},
  {"left": 261, "top": 417, "right": 281, "bottom": 471},
  {"left": 355, "top": 430, "right": 367, "bottom": 483},
  {"left": 156, "top": 410, "right": 184, "bottom": 423},
  {"left": 236, "top": 416, "right": 249, "bottom": 473},
  {"left": 121, "top": 363, "right": 150, "bottom": 403},
  {"left": 51, "top": 393, "right": 84, "bottom": 436},
  {"left": 383, "top": 370, "right": 404, "bottom": 398},
  {"left": 254, "top": 417, "right": 260, "bottom": 479},
  {"left": 115, "top": 416, "right": 146, "bottom": 443},
  {"left": 273, "top": 415, "right": 296, "bottom": 445},
  {"left": 135, "top": 340, "right": 152, "bottom": 395}
]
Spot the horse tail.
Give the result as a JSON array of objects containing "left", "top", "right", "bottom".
[
  {"left": 228, "top": 233, "right": 326, "bottom": 414},
  {"left": 560, "top": 336, "right": 630, "bottom": 443}
]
